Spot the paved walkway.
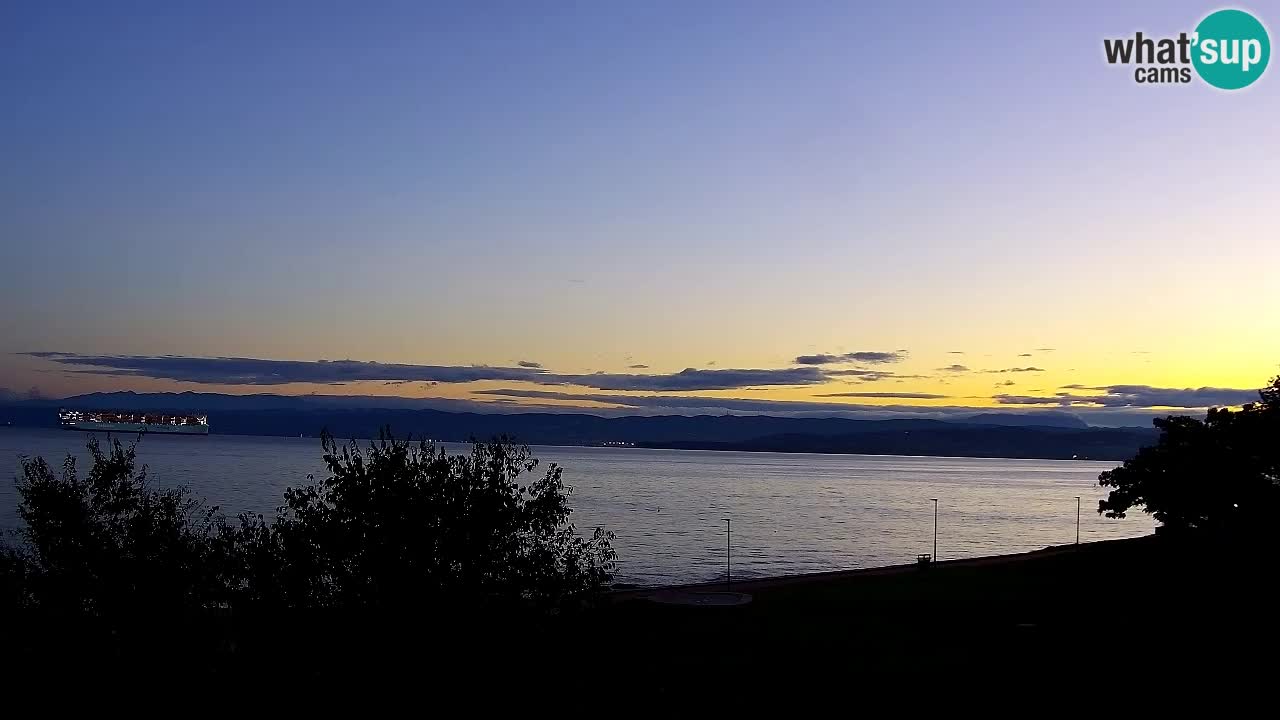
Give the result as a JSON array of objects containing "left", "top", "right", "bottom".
[{"left": 607, "top": 539, "right": 1127, "bottom": 603}]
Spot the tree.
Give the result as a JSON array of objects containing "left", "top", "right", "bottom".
[
  {"left": 1098, "top": 375, "right": 1280, "bottom": 532},
  {"left": 230, "top": 430, "right": 616, "bottom": 610},
  {"left": 10, "top": 435, "right": 217, "bottom": 618},
  {"left": 1261, "top": 374, "right": 1280, "bottom": 412}
]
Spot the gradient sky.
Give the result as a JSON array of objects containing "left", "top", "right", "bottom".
[{"left": 2, "top": 1, "right": 1278, "bottom": 423}]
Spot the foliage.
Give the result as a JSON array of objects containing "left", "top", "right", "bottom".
[
  {"left": 1099, "top": 375, "right": 1280, "bottom": 532},
  {"left": 9, "top": 436, "right": 215, "bottom": 616},
  {"left": 2, "top": 430, "right": 615, "bottom": 619},
  {"left": 214, "top": 430, "right": 616, "bottom": 610}
]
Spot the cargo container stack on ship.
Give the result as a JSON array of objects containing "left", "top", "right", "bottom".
[{"left": 58, "top": 408, "right": 209, "bottom": 435}]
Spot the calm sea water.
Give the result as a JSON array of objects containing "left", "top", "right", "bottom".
[{"left": 0, "top": 427, "right": 1149, "bottom": 586}]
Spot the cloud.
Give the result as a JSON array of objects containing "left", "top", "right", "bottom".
[
  {"left": 471, "top": 389, "right": 978, "bottom": 416},
  {"left": 937, "top": 365, "right": 1045, "bottom": 375},
  {"left": 825, "top": 369, "right": 930, "bottom": 382},
  {"left": 472, "top": 389, "right": 861, "bottom": 412},
  {"left": 947, "top": 351, "right": 965, "bottom": 355},
  {"left": 993, "top": 394, "right": 1072, "bottom": 406},
  {"left": 794, "top": 351, "right": 907, "bottom": 365},
  {"left": 795, "top": 354, "right": 841, "bottom": 365},
  {"left": 23, "top": 352, "right": 831, "bottom": 391},
  {"left": 995, "top": 384, "right": 1260, "bottom": 409},
  {"left": 1034, "top": 348, "right": 1056, "bottom": 352},
  {"left": 628, "top": 364, "right": 649, "bottom": 369},
  {"left": 572, "top": 367, "right": 829, "bottom": 391},
  {"left": 463, "top": 388, "right": 1153, "bottom": 425},
  {"left": 1018, "top": 353, "right": 1032, "bottom": 357},
  {"left": 26, "top": 353, "right": 553, "bottom": 386},
  {"left": 996, "top": 380, "right": 1015, "bottom": 387},
  {"left": 815, "top": 391, "right": 950, "bottom": 400},
  {"left": 517, "top": 360, "right": 543, "bottom": 369},
  {"left": 1079, "top": 385, "right": 1259, "bottom": 408}
]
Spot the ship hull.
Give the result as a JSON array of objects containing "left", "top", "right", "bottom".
[{"left": 61, "top": 421, "right": 209, "bottom": 435}]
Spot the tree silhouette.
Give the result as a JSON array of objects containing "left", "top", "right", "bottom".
[
  {"left": 11, "top": 436, "right": 215, "bottom": 617},
  {"left": 1099, "top": 375, "right": 1280, "bottom": 532},
  {"left": 3, "top": 430, "right": 614, "bottom": 626},
  {"left": 226, "top": 430, "right": 617, "bottom": 610}
]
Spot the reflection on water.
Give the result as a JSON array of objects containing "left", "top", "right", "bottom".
[{"left": 0, "top": 428, "right": 1145, "bottom": 586}]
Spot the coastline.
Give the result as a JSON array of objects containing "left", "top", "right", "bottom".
[{"left": 609, "top": 538, "right": 1115, "bottom": 600}]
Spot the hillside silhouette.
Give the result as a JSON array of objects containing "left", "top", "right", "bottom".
[{"left": 0, "top": 392, "right": 1159, "bottom": 460}]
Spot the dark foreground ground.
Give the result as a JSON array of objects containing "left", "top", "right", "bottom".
[
  {"left": 593, "top": 534, "right": 1279, "bottom": 693},
  {"left": 5, "top": 534, "right": 1276, "bottom": 695}
]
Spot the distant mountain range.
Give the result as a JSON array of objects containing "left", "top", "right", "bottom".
[
  {"left": 0, "top": 391, "right": 1156, "bottom": 461},
  {"left": 641, "top": 426, "right": 1151, "bottom": 461}
]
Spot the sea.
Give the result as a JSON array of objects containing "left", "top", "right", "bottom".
[{"left": 0, "top": 427, "right": 1150, "bottom": 586}]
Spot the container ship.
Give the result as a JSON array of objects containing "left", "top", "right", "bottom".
[{"left": 58, "top": 408, "right": 209, "bottom": 435}]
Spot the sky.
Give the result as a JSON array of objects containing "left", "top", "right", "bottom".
[{"left": 2, "top": 0, "right": 1278, "bottom": 425}]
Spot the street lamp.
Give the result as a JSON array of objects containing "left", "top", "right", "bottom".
[
  {"left": 931, "top": 498, "right": 938, "bottom": 563},
  {"left": 724, "top": 518, "right": 732, "bottom": 589}
]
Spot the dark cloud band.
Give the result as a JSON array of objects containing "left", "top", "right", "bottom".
[
  {"left": 995, "top": 384, "right": 1260, "bottom": 409},
  {"left": 815, "top": 391, "right": 950, "bottom": 399},
  {"left": 936, "top": 365, "right": 1043, "bottom": 374},
  {"left": 474, "top": 388, "right": 957, "bottom": 414},
  {"left": 794, "top": 351, "right": 906, "bottom": 365},
  {"left": 22, "top": 352, "right": 831, "bottom": 391},
  {"left": 824, "top": 369, "right": 930, "bottom": 382}
]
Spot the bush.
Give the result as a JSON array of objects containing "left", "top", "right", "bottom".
[
  {"left": 11, "top": 436, "right": 215, "bottom": 617},
  {"left": 214, "top": 431, "right": 616, "bottom": 610},
  {"left": 3, "top": 430, "right": 615, "bottom": 621}
]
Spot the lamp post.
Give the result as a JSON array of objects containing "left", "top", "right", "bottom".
[
  {"left": 724, "top": 518, "right": 731, "bottom": 589},
  {"left": 1075, "top": 496, "right": 1081, "bottom": 545},
  {"left": 931, "top": 498, "right": 938, "bottom": 563}
]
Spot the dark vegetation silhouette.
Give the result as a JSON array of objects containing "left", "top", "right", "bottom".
[
  {"left": 6, "top": 437, "right": 216, "bottom": 616},
  {"left": 1099, "top": 375, "right": 1280, "bottom": 532},
  {"left": 0, "top": 430, "right": 615, "bottom": 663},
  {"left": 210, "top": 431, "right": 616, "bottom": 611},
  {"left": 4, "top": 382, "right": 1279, "bottom": 687}
]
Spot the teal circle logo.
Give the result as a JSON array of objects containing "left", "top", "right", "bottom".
[{"left": 1192, "top": 9, "right": 1270, "bottom": 89}]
